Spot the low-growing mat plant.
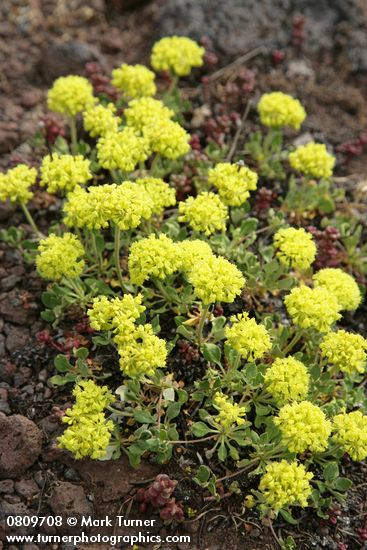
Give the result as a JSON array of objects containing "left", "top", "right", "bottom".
[{"left": 1, "top": 35, "right": 367, "bottom": 532}]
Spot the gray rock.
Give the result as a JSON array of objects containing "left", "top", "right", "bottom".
[
  {"left": 5, "top": 326, "right": 30, "bottom": 354},
  {"left": 15, "top": 479, "right": 39, "bottom": 499},
  {"left": 48, "top": 482, "right": 92, "bottom": 533},
  {"left": 0, "top": 413, "right": 43, "bottom": 479},
  {"left": 156, "top": 0, "right": 367, "bottom": 72},
  {"left": 42, "top": 41, "right": 106, "bottom": 83}
]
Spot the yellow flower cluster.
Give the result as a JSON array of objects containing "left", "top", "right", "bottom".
[
  {"left": 264, "top": 357, "right": 310, "bottom": 406},
  {"left": 177, "top": 240, "right": 213, "bottom": 272},
  {"left": 63, "top": 185, "right": 113, "bottom": 229},
  {"left": 225, "top": 313, "right": 271, "bottom": 362},
  {"left": 284, "top": 285, "right": 341, "bottom": 333},
  {"left": 108, "top": 182, "right": 153, "bottom": 230},
  {"left": 135, "top": 177, "right": 176, "bottom": 216},
  {"left": 47, "top": 75, "right": 95, "bottom": 117},
  {"left": 188, "top": 256, "right": 245, "bottom": 304},
  {"left": 259, "top": 460, "right": 313, "bottom": 510},
  {"left": 257, "top": 92, "right": 306, "bottom": 130},
  {"left": 151, "top": 36, "right": 205, "bottom": 76},
  {"left": 88, "top": 294, "right": 145, "bottom": 332},
  {"left": 88, "top": 294, "right": 167, "bottom": 378},
  {"left": 36, "top": 233, "right": 85, "bottom": 281},
  {"left": 289, "top": 143, "right": 335, "bottom": 179},
  {"left": 313, "top": 268, "right": 361, "bottom": 311},
  {"left": 40, "top": 153, "right": 92, "bottom": 194},
  {"left": 320, "top": 330, "right": 367, "bottom": 376},
  {"left": 97, "top": 128, "right": 149, "bottom": 171},
  {"left": 111, "top": 64, "right": 156, "bottom": 98},
  {"left": 274, "top": 401, "right": 331, "bottom": 453},
  {"left": 115, "top": 323, "right": 167, "bottom": 378},
  {"left": 124, "top": 97, "right": 174, "bottom": 132},
  {"left": 332, "top": 411, "right": 367, "bottom": 461},
  {"left": 83, "top": 103, "right": 119, "bottom": 137},
  {"left": 0, "top": 164, "right": 37, "bottom": 204},
  {"left": 128, "top": 234, "right": 181, "bottom": 285},
  {"left": 274, "top": 227, "right": 316, "bottom": 271},
  {"left": 178, "top": 192, "right": 228, "bottom": 235},
  {"left": 58, "top": 380, "right": 114, "bottom": 459},
  {"left": 143, "top": 118, "right": 190, "bottom": 160},
  {"left": 207, "top": 162, "right": 258, "bottom": 206},
  {"left": 212, "top": 392, "right": 246, "bottom": 431}
]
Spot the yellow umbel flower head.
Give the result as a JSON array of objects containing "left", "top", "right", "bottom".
[
  {"left": 178, "top": 192, "right": 228, "bottom": 236},
  {"left": 259, "top": 460, "right": 313, "bottom": 510},
  {"left": 274, "top": 401, "right": 331, "bottom": 453},
  {"left": 188, "top": 256, "right": 245, "bottom": 304},
  {"left": 207, "top": 162, "right": 258, "bottom": 206},
  {"left": 332, "top": 411, "right": 367, "bottom": 461},
  {"left": 289, "top": 142, "right": 335, "bottom": 179},
  {"left": 143, "top": 118, "right": 190, "bottom": 160},
  {"left": 135, "top": 177, "right": 176, "bottom": 216},
  {"left": 313, "top": 268, "right": 361, "bottom": 311},
  {"left": 58, "top": 380, "right": 114, "bottom": 459},
  {"left": 47, "top": 75, "right": 95, "bottom": 117},
  {"left": 128, "top": 234, "right": 181, "bottom": 285},
  {"left": 88, "top": 294, "right": 145, "bottom": 332},
  {"left": 274, "top": 227, "right": 316, "bottom": 271},
  {"left": 151, "top": 36, "right": 205, "bottom": 76},
  {"left": 284, "top": 285, "right": 341, "bottom": 333},
  {"left": 63, "top": 185, "right": 113, "bottom": 230},
  {"left": 111, "top": 63, "right": 156, "bottom": 98},
  {"left": 115, "top": 323, "right": 167, "bottom": 378},
  {"left": 178, "top": 240, "right": 214, "bottom": 272},
  {"left": 83, "top": 103, "right": 119, "bottom": 137},
  {"left": 320, "top": 330, "right": 367, "bottom": 375},
  {"left": 124, "top": 97, "right": 174, "bottom": 132},
  {"left": 213, "top": 392, "right": 246, "bottom": 431},
  {"left": 225, "top": 313, "right": 271, "bottom": 362},
  {"left": 257, "top": 92, "right": 306, "bottom": 130},
  {"left": 264, "top": 356, "right": 310, "bottom": 406},
  {"left": 97, "top": 128, "right": 150, "bottom": 171},
  {"left": 40, "top": 153, "right": 92, "bottom": 194},
  {"left": 109, "top": 182, "right": 153, "bottom": 230},
  {"left": 0, "top": 164, "right": 37, "bottom": 204},
  {"left": 36, "top": 233, "right": 85, "bottom": 281},
  {"left": 59, "top": 413, "right": 114, "bottom": 460}
]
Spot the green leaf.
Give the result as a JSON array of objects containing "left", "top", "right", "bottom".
[
  {"left": 41, "top": 309, "right": 55, "bottom": 322},
  {"left": 42, "top": 291, "right": 59, "bottom": 308},
  {"left": 74, "top": 347, "right": 89, "bottom": 360},
  {"left": 217, "top": 440, "right": 227, "bottom": 461},
  {"left": 50, "top": 374, "right": 75, "bottom": 386},
  {"left": 202, "top": 343, "right": 222, "bottom": 366},
  {"left": 195, "top": 465, "right": 211, "bottom": 484},
  {"left": 133, "top": 410, "right": 155, "bottom": 424},
  {"left": 323, "top": 462, "right": 339, "bottom": 482},
  {"left": 162, "top": 387, "right": 175, "bottom": 402},
  {"left": 192, "top": 421, "right": 213, "bottom": 437},
  {"left": 279, "top": 509, "right": 299, "bottom": 525},
  {"left": 165, "top": 402, "right": 181, "bottom": 422},
  {"left": 333, "top": 477, "right": 353, "bottom": 492},
  {"left": 54, "top": 354, "right": 71, "bottom": 373}
]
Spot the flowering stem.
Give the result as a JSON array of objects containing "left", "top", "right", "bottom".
[
  {"left": 20, "top": 202, "right": 42, "bottom": 237},
  {"left": 69, "top": 117, "right": 78, "bottom": 155},
  {"left": 114, "top": 225, "right": 125, "bottom": 290},
  {"left": 282, "top": 330, "right": 303, "bottom": 356},
  {"left": 90, "top": 231, "right": 103, "bottom": 274},
  {"left": 197, "top": 303, "right": 210, "bottom": 348}
]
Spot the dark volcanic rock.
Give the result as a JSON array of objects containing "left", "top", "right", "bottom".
[
  {"left": 42, "top": 41, "right": 106, "bottom": 82},
  {"left": 0, "top": 413, "right": 43, "bottom": 479},
  {"left": 157, "top": 0, "right": 367, "bottom": 71}
]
